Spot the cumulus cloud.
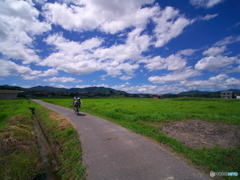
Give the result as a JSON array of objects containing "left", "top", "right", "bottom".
[
  {"left": 202, "top": 46, "right": 226, "bottom": 56},
  {"left": 143, "top": 55, "right": 186, "bottom": 71},
  {"left": 112, "top": 84, "right": 187, "bottom": 94},
  {"left": 43, "top": 1, "right": 193, "bottom": 48},
  {"left": 0, "top": 59, "right": 41, "bottom": 79},
  {"left": 195, "top": 36, "right": 240, "bottom": 72},
  {"left": 0, "top": 0, "right": 51, "bottom": 63},
  {"left": 43, "top": 0, "right": 155, "bottom": 33},
  {"left": 43, "top": 77, "right": 82, "bottom": 83},
  {"left": 40, "top": 34, "right": 103, "bottom": 74},
  {"left": 181, "top": 74, "right": 240, "bottom": 89},
  {"left": 190, "top": 0, "right": 225, "bottom": 8},
  {"left": 40, "top": 29, "right": 146, "bottom": 79},
  {"left": 0, "top": 59, "right": 59, "bottom": 80},
  {"left": 195, "top": 55, "right": 237, "bottom": 70},
  {"left": 142, "top": 49, "right": 195, "bottom": 71},
  {"left": 153, "top": 6, "right": 193, "bottom": 47},
  {"left": 148, "top": 67, "right": 201, "bottom": 84},
  {"left": 228, "top": 65, "right": 240, "bottom": 73},
  {"left": 39, "top": 69, "right": 58, "bottom": 77}
]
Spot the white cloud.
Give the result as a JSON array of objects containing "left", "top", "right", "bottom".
[
  {"left": 228, "top": 65, "right": 240, "bottom": 73},
  {"left": 120, "top": 75, "right": 133, "bottom": 81},
  {"left": 0, "top": 59, "right": 41, "bottom": 80},
  {"left": 22, "top": 74, "right": 39, "bottom": 80},
  {"left": 40, "top": 34, "right": 103, "bottom": 74},
  {"left": 195, "top": 55, "right": 237, "bottom": 70},
  {"left": 178, "top": 49, "right": 196, "bottom": 56},
  {"left": 126, "top": 27, "right": 151, "bottom": 52},
  {"left": 44, "top": 33, "right": 103, "bottom": 55},
  {"left": 148, "top": 67, "right": 201, "bottom": 84},
  {"left": 39, "top": 69, "right": 58, "bottom": 77},
  {"left": 112, "top": 84, "right": 187, "bottom": 94},
  {"left": 142, "top": 49, "right": 195, "bottom": 71},
  {"left": 33, "top": 0, "right": 47, "bottom": 5},
  {"left": 43, "top": 0, "right": 155, "bottom": 33},
  {"left": 43, "top": 1, "right": 193, "bottom": 48},
  {"left": 100, "top": 5, "right": 158, "bottom": 34},
  {"left": 199, "top": 13, "right": 218, "bottom": 20},
  {"left": 43, "top": 77, "right": 82, "bottom": 83},
  {"left": 190, "top": 0, "right": 225, "bottom": 8},
  {"left": 143, "top": 54, "right": 186, "bottom": 71},
  {"left": 153, "top": 6, "right": 193, "bottom": 47},
  {"left": 40, "top": 30, "right": 144, "bottom": 79},
  {"left": 0, "top": 59, "right": 31, "bottom": 76},
  {"left": 181, "top": 74, "right": 240, "bottom": 89},
  {"left": 214, "top": 35, "right": 240, "bottom": 46},
  {"left": 202, "top": 46, "right": 226, "bottom": 56},
  {"left": 0, "top": 0, "right": 51, "bottom": 64}
]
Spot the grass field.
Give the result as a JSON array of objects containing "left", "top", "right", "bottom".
[
  {"left": 0, "top": 99, "right": 85, "bottom": 180},
  {"left": 40, "top": 97, "right": 240, "bottom": 179}
]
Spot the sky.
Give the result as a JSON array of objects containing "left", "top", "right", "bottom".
[{"left": 0, "top": 0, "right": 240, "bottom": 94}]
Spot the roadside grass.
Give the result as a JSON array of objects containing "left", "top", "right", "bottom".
[
  {"left": 0, "top": 99, "right": 85, "bottom": 180},
  {"left": 40, "top": 97, "right": 240, "bottom": 179},
  {"left": 0, "top": 99, "right": 40, "bottom": 180},
  {"left": 34, "top": 106, "right": 86, "bottom": 180}
]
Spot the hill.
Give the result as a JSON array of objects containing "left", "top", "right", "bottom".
[
  {"left": 27, "top": 86, "right": 67, "bottom": 92},
  {"left": 1, "top": 84, "right": 239, "bottom": 97},
  {"left": 178, "top": 90, "right": 211, "bottom": 96},
  {"left": 26, "top": 85, "right": 127, "bottom": 95}
]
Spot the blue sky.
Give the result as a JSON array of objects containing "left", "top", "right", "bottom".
[{"left": 0, "top": 0, "right": 240, "bottom": 94}]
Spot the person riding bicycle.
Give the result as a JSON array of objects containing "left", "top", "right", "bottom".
[{"left": 73, "top": 97, "right": 81, "bottom": 114}]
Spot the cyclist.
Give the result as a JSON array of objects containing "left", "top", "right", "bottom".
[{"left": 73, "top": 97, "right": 81, "bottom": 114}]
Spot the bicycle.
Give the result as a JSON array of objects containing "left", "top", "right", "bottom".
[{"left": 73, "top": 105, "right": 80, "bottom": 115}]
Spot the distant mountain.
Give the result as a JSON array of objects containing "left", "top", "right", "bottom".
[
  {"left": 178, "top": 90, "right": 211, "bottom": 96},
  {"left": 1, "top": 84, "right": 240, "bottom": 96},
  {"left": 0, "top": 85, "right": 24, "bottom": 91},
  {"left": 27, "top": 86, "right": 68, "bottom": 92},
  {"left": 177, "top": 89, "right": 240, "bottom": 97},
  {"left": 227, "top": 89, "right": 240, "bottom": 94},
  {"left": 26, "top": 85, "right": 127, "bottom": 95}
]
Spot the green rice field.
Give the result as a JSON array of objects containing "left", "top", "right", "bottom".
[
  {"left": 42, "top": 97, "right": 240, "bottom": 124},
  {"left": 40, "top": 97, "right": 240, "bottom": 179}
]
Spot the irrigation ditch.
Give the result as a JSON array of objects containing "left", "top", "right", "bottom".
[{"left": 29, "top": 107, "right": 61, "bottom": 180}]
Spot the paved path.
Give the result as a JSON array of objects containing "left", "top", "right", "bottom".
[{"left": 33, "top": 100, "right": 210, "bottom": 180}]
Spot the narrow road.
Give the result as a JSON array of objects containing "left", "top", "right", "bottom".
[{"left": 33, "top": 100, "right": 210, "bottom": 180}]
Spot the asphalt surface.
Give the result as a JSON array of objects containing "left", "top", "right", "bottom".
[{"left": 33, "top": 99, "right": 210, "bottom": 180}]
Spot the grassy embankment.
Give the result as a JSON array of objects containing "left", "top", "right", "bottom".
[
  {"left": 0, "top": 99, "right": 85, "bottom": 180},
  {"left": 41, "top": 97, "right": 240, "bottom": 179}
]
